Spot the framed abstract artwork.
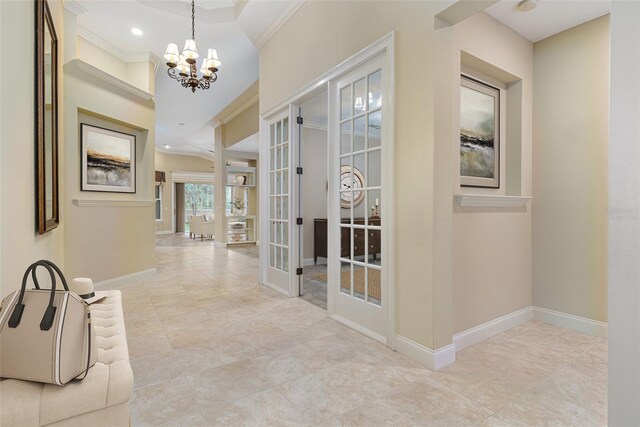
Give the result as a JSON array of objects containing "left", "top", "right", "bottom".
[
  {"left": 460, "top": 75, "right": 500, "bottom": 188},
  {"left": 81, "top": 124, "right": 136, "bottom": 193}
]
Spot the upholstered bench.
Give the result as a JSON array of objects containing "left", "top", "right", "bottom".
[{"left": 0, "top": 290, "right": 133, "bottom": 426}]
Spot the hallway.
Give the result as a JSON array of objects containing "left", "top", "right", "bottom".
[{"left": 121, "top": 235, "right": 607, "bottom": 426}]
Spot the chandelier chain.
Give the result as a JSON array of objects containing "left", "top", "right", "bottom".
[{"left": 191, "top": 0, "right": 195, "bottom": 40}]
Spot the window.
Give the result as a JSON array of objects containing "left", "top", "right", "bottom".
[{"left": 155, "top": 183, "right": 162, "bottom": 221}]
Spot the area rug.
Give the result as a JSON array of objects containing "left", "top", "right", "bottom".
[{"left": 315, "top": 268, "right": 381, "bottom": 300}]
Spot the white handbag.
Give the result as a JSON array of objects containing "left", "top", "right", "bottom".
[{"left": 0, "top": 260, "right": 96, "bottom": 385}]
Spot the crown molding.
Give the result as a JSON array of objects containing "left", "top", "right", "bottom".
[
  {"left": 221, "top": 93, "right": 259, "bottom": 125},
  {"left": 254, "top": 0, "right": 305, "bottom": 50},
  {"left": 76, "top": 25, "right": 160, "bottom": 66},
  {"left": 155, "top": 147, "right": 215, "bottom": 162},
  {"left": 63, "top": 0, "right": 87, "bottom": 16}
]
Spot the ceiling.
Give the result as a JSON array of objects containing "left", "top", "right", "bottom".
[
  {"left": 485, "top": 0, "right": 610, "bottom": 43},
  {"left": 73, "top": 0, "right": 297, "bottom": 158}
]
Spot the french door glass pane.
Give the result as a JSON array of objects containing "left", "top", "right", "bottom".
[
  {"left": 368, "top": 111, "right": 381, "bottom": 149},
  {"left": 354, "top": 117, "right": 365, "bottom": 152},
  {"left": 340, "top": 87, "right": 351, "bottom": 121},
  {"left": 368, "top": 70, "right": 382, "bottom": 110},
  {"left": 340, "top": 122, "right": 351, "bottom": 154},
  {"left": 269, "top": 116, "right": 290, "bottom": 274},
  {"left": 354, "top": 78, "right": 365, "bottom": 116},
  {"left": 337, "top": 68, "right": 383, "bottom": 305}
]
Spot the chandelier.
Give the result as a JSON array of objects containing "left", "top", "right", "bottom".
[{"left": 163, "top": 0, "right": 221, "bottom": 93}]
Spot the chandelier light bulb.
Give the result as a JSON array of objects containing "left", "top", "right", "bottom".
[
  {"left": 164, "top": 43, "right": 180, "bottom": 66},
  {"left": 182, "top": 39, "right": 199, "bottom": 63}
]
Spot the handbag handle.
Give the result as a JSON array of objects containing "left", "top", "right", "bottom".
[
  {"left": 8, "top": 260, "right": 60, "bottom": 331},
  {"left": 31, "top": 260, "right": 69, "bottom": 291}
]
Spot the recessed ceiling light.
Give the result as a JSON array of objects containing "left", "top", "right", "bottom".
[
  {"left": 164, "top": 145, "right": 170, "bottom": 149},
  {"left": 131, "top": 28, "right": 143, "bottom": 36},
  {"left": 178, "top": 122, "right": 185, "bottom": 126},
  {"left": 517, "top": 0, "right": 538, "bottom": 12}
]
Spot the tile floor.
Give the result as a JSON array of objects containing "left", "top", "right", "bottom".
[
  {"left": 301, "top": 263, "right": 328, "bottom": 310},
  {"left": 120, "top": 234, "right": 607, "bottom": 426}
]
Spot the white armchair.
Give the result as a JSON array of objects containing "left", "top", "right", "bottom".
[{"left": 189, "top": 215, "right": 215, "bottom": 241}]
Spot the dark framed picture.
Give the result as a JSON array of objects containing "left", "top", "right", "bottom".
[
  {"left": 460, "top": 75, "right": 500, "bottom": 188},
  {"left": 81, "top": 124, "right": 136, "bottom": 193}
]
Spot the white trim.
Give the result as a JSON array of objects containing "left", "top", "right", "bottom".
[
  {"left": 94, "top": 268, "right": 157, "bottom": 289},
  {"left": 303, "top": 257, "right": 320, "bottom": 267},
  {"left": 262, "top": 32, "right": 395, "bottom": 118},
  {"left": 453, "top": 306, "right": 534, "bottom": 352},
  {"left": 254, "top": 1, "right": 306, "bottom": 50},
  {"left": 155, "top": 147, "right": 215, "bottom": 162},
  {"left": 533, "top": 306, "right": 608, "bottom": 338},
  {"left": 155, "top": 230, "right": 172, "bottom": 235},
  {"left": 171, "top": 171, "right": 215, "bottom": 183},
  {"left": 455, "top": 194, "right": 532, "bottom": 208},
  {"left": 261, "top": 279, "right": 291, "bottom": 297},
  {"left": 76, "top": 26, "right": 160, "bottom": 66},
  {"left": 214, "top": 241, "right": 228, "bottom": 248},
  {"left": 72, "top": 199, "right": 154, "bottom": 208},
  {"left": 222, "top": 93, "right": 260, "bottom": 125},
  {"left": 332, "top": 314, "right": 387, "bottom": 344},
  {"left": 62, "top": 0, "right": 87, "bottom": 16},
  {"left": 395, "top": 335, "right": 456, "bottom": 370},
  {"left": 260, "top": 31, "right": 396, "bottom": 347},
  {"left": 69, "top": 59, "right": 154, "bottom": 101}
]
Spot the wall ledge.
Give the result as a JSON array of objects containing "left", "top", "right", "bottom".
[
  {"left": 455, "top": 194, "right": 532, "bottom": 208},
  {"left": 73, "top": 199, "right": 154, "bottom": 208},
  {"left": 68, "top": 59, "right": 154, "bottom": 101}
]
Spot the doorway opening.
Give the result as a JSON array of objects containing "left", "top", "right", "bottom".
[
  {"left": 174, "top": 182, "right": 215, "bottom": 234},
  {"left": 298, "top": 89, "right": 329, "bottom": 310}
]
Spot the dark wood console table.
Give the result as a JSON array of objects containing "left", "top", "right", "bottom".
[{"left": 314, "top": 218, "right": 380, "bottom": 264}]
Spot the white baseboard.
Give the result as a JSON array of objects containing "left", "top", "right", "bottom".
[
  {"left": 303, "top": 258, "right": 315, "bottom": 267},
  {"left": 94, "top": 268, "right": 157, "bottom": 289},
  {"left": 395, "top": 335, "right": 456, "bottom": 370},
  {"left": 331, "top": 314, "right": 387, "bottom": 344},
  {"left": 261, "top": 279, "right": 289, "bottom": 296},
  {"left": 155, "top": 230, "right": 172, "bottom": 235},
  {"left": 214, "top": 241, "right": 227, "bottom": 248},
  {"left": 533, "top": 306, "right": 608, "bottom": 338},
  {"left": 453, "top": 306, "right": 534, "bottom": 352}
]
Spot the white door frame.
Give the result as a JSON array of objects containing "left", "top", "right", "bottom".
[
  {"left": 170, "top": 171, "right": 216, "bottom": 234},
  {"left": 259, "top": 109, "right": 299, "bottom": 296},
  {"left": 260, "top": 31, "right": 396, "bottom": 347}
]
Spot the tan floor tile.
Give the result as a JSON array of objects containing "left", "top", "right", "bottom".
[
  {"left": 498, "top": 387, "right": 607, "bottom": 427},
  {"left": 201, "top": 388, "right": 305, "bottom": 426},
  {"left": 125, "top": 235, "right": 608, "bottom": 426}
]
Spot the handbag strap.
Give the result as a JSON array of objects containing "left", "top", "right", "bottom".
[
  {"left": 8, "top": 260, "right": 59, "bottom": 330},
  {"left": 31, "top": 260, "right": 69, "bottom": 291}
]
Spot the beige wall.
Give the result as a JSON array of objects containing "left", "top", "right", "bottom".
[
  {"left": 77, "top": 36, "right": 155, "bottom": 95},
  {"left": 260, "top": 0, "right": 450, "bottom": 349},
  {"left": 532, "top": 16, "right": 609, "bottom": 322},
  {"left": 223, "top": 102, "right": 260, "bottom": 148},
  {"left": 301, "top": 127, "right": 328, "bottom": 261},
  {"left": 63, "top": 9, "right": 156, "bottom": 283},
  {"left": 154, "top": 151, "right": 214, "bottom": 233},
  {"left": 0, "top": 0, "right": 66, "bottom": 297},
  {"left": 452, "top": 13, "right": 534, "bottom": 334}
]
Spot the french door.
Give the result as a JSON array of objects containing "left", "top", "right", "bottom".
[
  {"left": 263, "top": 110, "right": 297, "bottom": 295},
  {"left": 329, "top": 55, "right": 389, "bottom": 342}
]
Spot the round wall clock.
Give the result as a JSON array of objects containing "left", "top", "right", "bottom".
[{"left": 340, "top": 165, "right": 365, "bottom": 208}]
